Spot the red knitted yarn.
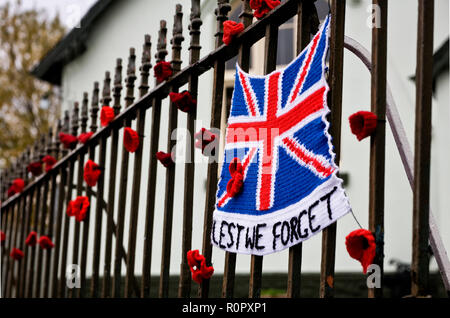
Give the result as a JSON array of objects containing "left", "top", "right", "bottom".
[
  {"left": 27, "top": 161, "right": 43, "bottom": 176},
  {"left": 226, "top": 158, "right": 244, "bottom": 197},
  {"left": 194, "top": 128, "right": 217, "bottom": 156},
  {"left": 7, "top": 178, "right": 25, "bottom": 197},
  {"left": 38, "top": 236, "right": 55, "bottom": 250},
  {"left": 25, "top": 231, "right": 38, "bottom": 247},
  {"left": 100, "top": 106, "right": 115, "bottom": 127},
  {"left": 156, "top": 151, "right": 174, "bottom": 168},
  {"left": 59, "top": 132, "right": 78, "bottom": 149},
  {"left": 42, "top": 155, "right": 57, "bottom": 172},
  {"left": 154, "top": 61, "right": 173, "bottom": 82},
  {"left": 67, "top": 196, "right": 90, "bottom": 222},
  {"left": 187, "top": 250, "right": 214, "bottom": 284},
  {"left": 10, "top": 248, "right": 24, "bottom": 260},
  {"left": 349, "top": 111, "right": 378, "bottom": 141},
  {"left": 169, "top": 91, "right": 197, "bottom": 113},
  {"left": 124, "top": 127, "right": 140, "bottom": 153},
  {"left": 84, "top": 159, "right": 102, "bottom": 187},
  {"left": 78, "top": 132, "right": 94, "bottom": 144},
  {"left": 249, "top": 0, "right": 281, "bottom": 19},
  {"left": 345, "top": 229, "right": 376, "bottom": 274},
  {"left": 222, "top": 21, "right": 245, "bottom": 45}
]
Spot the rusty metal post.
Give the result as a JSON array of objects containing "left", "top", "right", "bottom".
[
  {"left": 320, "top": 0, "right": 345, "bottom": 298},
  {"left": 159, "top": 4, "right": 184, "bottom": 298},
  {"left": 140, "top": 21, "right": 167, "bottom": 298},
  {"left": 411, "top": 0, "right": 434, "bottom": 297}
]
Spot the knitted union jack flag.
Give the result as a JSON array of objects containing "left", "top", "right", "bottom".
[{"left": 211, "top": 16, "right": 351, "bottom": 255}]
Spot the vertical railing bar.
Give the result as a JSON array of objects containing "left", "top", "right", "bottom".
[
  {"left": 221, "top": 0, "right": 252, "bottom": 299},
  {"left": 50, "top": 119, "right": 67, "bottom": 298},
  {"left": 368, "top": 0, "right": 387, "bottom": 299},
  {"left": 102, "top": 59, "right": 122, "bottom": 298},
  {"left": 17, "top": 149, "right": 31, "bottom": 297},
  {"left": 5, "top": 192, "right": 19, "bottom": 297},
  {"left": 411, "top": 0, "right": 434, "bottom": 297},
  {"left": 125, "top": 42, "right": 148, "bottom": 297},
  {"left": 3, "top": 203, "right": 15, "bottom": 297},
  {"left": 11, "top": 156, "right": 27, "bottom": 297},
  {"left": 249, "top": 15, "right": 279, "bottom": 300},
  {"left": 1, "top": 205, "right": 9, "bottom": 296},
  {"left": 43, "top": 125, "right": 60, "bottom": 298},
  {"left": 58, "top": 109, "right": 77, "bottom": 298},
  {"left": 34, "top": 134, "right": 53, "bottom": 297},
  {"left": 140, "top": 21, "right": 167, "bottom": 298},
  {"left": 69, "top": 93, "right": 88, "bottom": 298},
  {"left": 113, "top": 49, "right": 136, "bottom": 298},
  {"left": 78, "top": 81, "right": 100, "bottom": 298},
  {"left": 5, "top": 159, "right": 25, "bottom": 298},
  {"left": 123, "top": 34, "right": 152, "bottom": 298},
  {"left": 90, "top": 71, "right": 112, "bottom": 297},
  {"left": 51, "top": 121, "right": 67, "bottom": 298},
  {"left": 319, "top": 0, "right": 345, "bottom": 298},
  {"left": 287, "top": 0, "right": 318, "bottom": 298},
  {"left": 178, "top": 0, "right": 202, "bottom": 298},
  {"left": 159, "top": 4, "right": 184, "bottom": 298}
]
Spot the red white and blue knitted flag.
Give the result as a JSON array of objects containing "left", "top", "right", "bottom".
[{"left": 211, "top": 16, "right": 351, "bottom": 255}]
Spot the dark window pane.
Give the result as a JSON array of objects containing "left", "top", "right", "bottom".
[{"left": 276, "top": 28, "right": 294, "bottom": 65}]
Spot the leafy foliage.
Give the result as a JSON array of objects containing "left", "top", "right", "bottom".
[{"left": 0, "top": 0, "right": 66, "bottom": 168}]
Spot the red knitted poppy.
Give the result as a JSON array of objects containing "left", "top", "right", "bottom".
[
  {"left": 226, "top": 158, "right": 244, "bottom": 197},
  {"left": 27, "top": 161, "right": 43, "bottom": 176},
  {"left": 349, "top": 111, "right": 378, "bottom": 141},
  {"left": 67, "top": 196, "right": 90, "bottom": 222},
  {"left": 345, "top": 229, "right": 376, "bottom": 274},
  {"left": 0, "top": 231, "right": 5, "bottom": 244},
  {"left": 169, "top": 91, "right": 197, "bottom": 113},
  {"left": 59, "top": 132, "right": 78, "bottom": 149},
  {"left": 78, "top": 132, "right": 94, "bottom": 144},
  {"left": 84, "top": 160, "right": 102, "bottom": 187},
  {"left": 194, "top": 128, "right": 217, "bottom": 156},
  {"left": 10, "top": 247, "right": 24, "bottom": 260},
  {"left": 187, "top": 250, "right": 214, "bottom": 284},
  {"left": 153, "top": 61, "right": 173, "bottom": 83},
  {"left": 124, "top": 127, "right": 140, "bottom": 153},
  {"left": 222, "top": 21, "right": 245, "bottom": 45},
  {"left": 100, "top": 106, "right": 115, "bottom": 127},
  {"left": 42, "top": 155, "right": 57, "bottom": 172},
  {"left": 249, "top": 0, "right": 281, "bottom": 19},
  {"left": 156, "top": 151, "right": 174, "bottom": 168},
  {"left": 7, "top": 178, "right": 25, "bottom": 197},
  {"left": 38, "top": 236, "right": 54, "bottom": 250},
  {"left": 25, "top": 231, "right": 38, "bottom": 247}
]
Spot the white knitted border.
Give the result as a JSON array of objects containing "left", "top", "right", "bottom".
[{"left": 211, "top": 174, "right": 351, "bottom": 255}]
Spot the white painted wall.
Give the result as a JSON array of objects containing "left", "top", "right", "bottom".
[{"left": 60, "top": 0, "right": 449, "bottom": 278}]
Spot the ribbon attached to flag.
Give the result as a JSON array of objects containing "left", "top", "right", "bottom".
[{"left": 211, "top": 16, "right": 351, "bottom": 256}]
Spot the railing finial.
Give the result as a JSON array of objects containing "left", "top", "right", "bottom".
[
  {"left": 156, "top": 20, "right": 168, "bottom": 63},
  {"left": 189, "top": 0, "right": 202, "bottom": 63},
  {"left": 113, "top": 58, "right": 123, "bottom": 114},
  {"left": 171, "top": 4, "right": 185, "bottom": 73},
  {"left": 81, "top": 92, "right": 89, "bottom": 134},
  {"left": 139, "top": 35, "right": 152, "bottom": 97},
  {"left": 90, "top": 82, "right": 100, "bottom": 132},
  {"left": 72, "top": 101, "right": 80, "bottom": 136},
  {"left": 214, "top": 0, "right": 231, "bottom": 46},
  {"left": 54, "top": 119, "right": 63, "bottom": 158},
  {"left": 102, "top": 71, "right": 112, "bottom": 107},
  {"left": 125, "top": 48, "right": 137, "bottom": 108}
]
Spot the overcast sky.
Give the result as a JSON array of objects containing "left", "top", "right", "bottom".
[{"left": 0, "top": 0, "right": 97, "bottom": 28}]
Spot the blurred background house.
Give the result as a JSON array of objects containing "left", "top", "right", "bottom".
[{"left": 8, "top": 0, "right": 449, "bottom": 295}]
